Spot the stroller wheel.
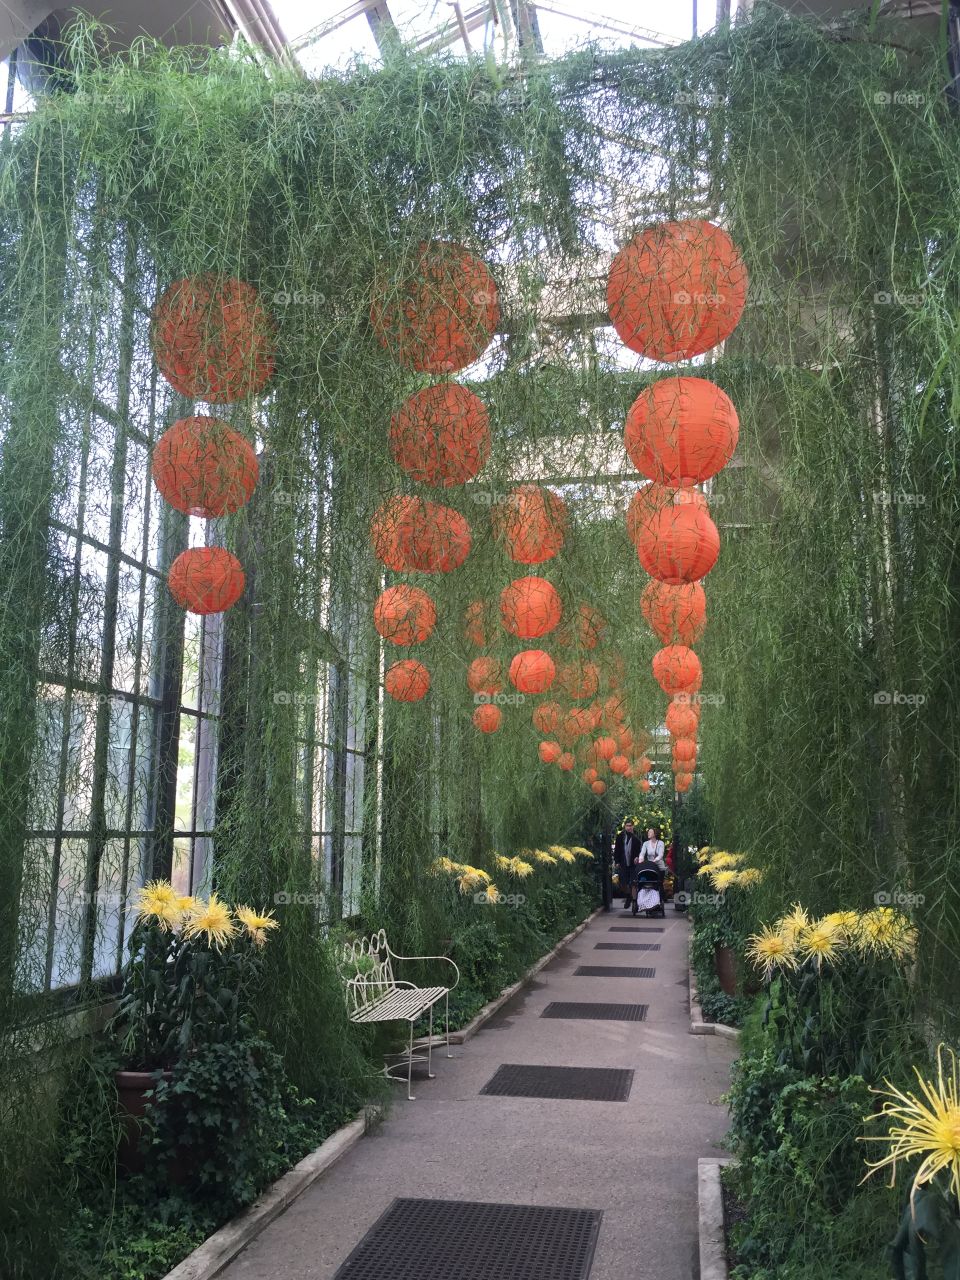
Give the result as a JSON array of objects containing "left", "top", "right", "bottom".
[{"left": 631, "top": 900, "right": 638, "bottom": 917}]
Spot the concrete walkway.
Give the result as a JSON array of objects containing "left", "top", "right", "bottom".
[{"left": 223, "top": 909, "right": 735, "bottom": 1280}]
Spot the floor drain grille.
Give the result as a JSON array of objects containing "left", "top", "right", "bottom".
[
  {"left": 575, "top": 965, "right": 655, "bottom": 979},
  {"left": 333, "top": 1198, "right": 602, "bottom": 1280},
  {"left": 481, "top": 1063, "right": 634, "bottom": 1102},
  {"left": 608, "top": 926, "right": 664, "bottom": 933},
  {"left": 593, "top": 942, "right": 660, "bottom": 951},
  {"left": 541, "top": 1002, "right": 648, "bottom": 1022}
]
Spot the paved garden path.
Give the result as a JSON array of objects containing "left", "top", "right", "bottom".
[{"left": 222, "top": 908, "right": 735, "bottom": 1280}]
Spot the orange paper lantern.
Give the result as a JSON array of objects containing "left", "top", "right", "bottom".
[
  {"left": 673, "top": 736, "right": 697, "bottom": 763},
  {"left": 625, "top": 377, "right": 739, "bottom": 486},
  {"left": 583, "top": 767, "right": 599, "bottom": 784},
  {"left": 492, "top": 485, "right": 567, "bottom": 564},
  {"left": 152, "top": 416, "right": 258, "bottom": 517},
  {"left": 665, "top": 701, "right": 699, "bottom": 737},
  {"left": 467, "top": 657, "right": 503, "bottom": 695},
  {"left": 463, "top": 599, "right": 492, "bottom": 647},
  {"left": 389, "top": 383, "right": 490, "bottom": 487},
  {"left": 641, "top": 580, "right": 707, "bottom": 646},
  {"left": 385, "top": 659, "right": 431, "bottom": 702},
  {"left": 653, "top": 645, "right": 703, "bottom": 696},
  {"left": 606, "top": 219, "right": 748, "bottom": 362},
  {"left": 591, "top": 779, "right": 606, "bottom": 795},
  {"left": 500, "top": 576, "right": 562, "bottom": 640},
  {"left": 509, "top": 649, "right": 556, "bottom": 694},
  {"left": 539, "top": 740, "right": 562, "bottom": 764},
  {"left": 555, "top": 661, "right": 601, "bottom": 701},
  {"left": 371, "top": 497, "right": 472, "bottom": 573},
  {"left": 639, "top": 778, "right": 651, "bottom": 793},
  {"left": 373, "top": 585, "right": 437, "bottom": 645},
  {"left": 558, "top": 751, "right": 575, "bottom": 772},
  {"left": 634, "top": 491, "right": 720, "bottom": 585},
  {"left": 532, "top": 701, "right": 562, "bottom": 734},
  {"left": 370, "top": 240, "right": 499, "bottom": 373},
  {"left": 152, "top": 275, "right": 275, "bottom": 403},
  {"left": 595, "top": 736, "right": 617, "bottom": 761},
  {"left": 473, "top": 703, "right": 502, "bottom": 733},
  {"left": 609, "top": 754, "right": 630, "bottom": 775},
  {"left": 675, "top": 773, "right": 693, "bottom": 793},
  {"left": 168, "top": 547, "right": 245, "bottom": 615}
]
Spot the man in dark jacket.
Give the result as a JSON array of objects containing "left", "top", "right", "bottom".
[{"left": 613, "top": 820, "right": 640, "bottom": 907}]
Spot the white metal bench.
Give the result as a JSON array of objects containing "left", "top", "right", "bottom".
[{"left": 339, "top": 928, "right": 460, "bottom": 1099}]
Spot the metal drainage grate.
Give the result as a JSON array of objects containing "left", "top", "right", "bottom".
[
  {"left": 481, "top": 1063, "right": 634, "bottom": 1102},
  {"left": 594, "top": 942, "right": 660, "bottom": 951},
  {"left": 575, "top": 965, "right": 655, "bottom": 979},
  {"left": 541, "top": 1002, "right": 648, "bottom": 1022},
  {"left": 333, "top": 1198, "right": 602, "bottom": 1280},
  {"left": 608, "top": 926, "right": 664, "bottom": 933}
]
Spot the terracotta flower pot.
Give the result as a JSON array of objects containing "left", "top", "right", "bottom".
[
  {"left": 115, "top": 1069, "right": 171, "bottom": 1173},
  {"left": 714, "top": 943, "right": 737, "bottom": 997}
]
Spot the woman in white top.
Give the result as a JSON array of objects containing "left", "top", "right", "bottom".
[{"left": 640, "top": 827, "right": 666, "bottom": 869}]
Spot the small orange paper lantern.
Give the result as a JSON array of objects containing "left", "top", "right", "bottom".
[
  {"left": 627, "top": 483, "right": 708, "bottom": 547},
  {"left": 467, "top": 657, "right": 503, "bottom": 695},
  {"left": 500, "top": 576, "right": 562, "bottom": 639},
  {"left": 473, "top": 703, "right": 502, "bottom": 733},
  {"left": 152, "top": 416, "right": 258, "bottom": 517},
  {"left": 539, "top": 740, "right": 562, "bottom": 764},
  {"left": 152, "top": 275, "right": 275, "bottom": 403},
  {"left": 653, "top": 645, "right": 703, "bottom": 696},
  {"left": 675, "top": 773, "right": 693, "bottom": 793},
  {"left": 583, "top": 767, "right": 599, "bottom": 784},
  {"left": 595, "top": 736, "right": 617, "bottom": 761},
  {"left": 492, "top": 485, "right": 567, "bottom": 564},
  {"left": 558, "top": 751, "right": 575, "bottom": 772},
  {"left": 636, "top": 755, "right": 653, "bottom": 773},
  {"left": 639, "top": 778, "right": 651, "bottom": 793},
  {"left": 591, "top": 779, "right": 606, "bottom": 795},
  {"left": 463, "top": 599, "right": 492, "bottom": 647},
  {"left": 606, "top": 220, "right": 748, "bottom": 362},
  {"left": 563, "top": 707, "right": 594, "bottom": 739},
  {"left": 390, "top": 383, "right": 490, "bottom": 487},
  {"left": 555, "top": 661, "right": 600, "bottom": 701},
  {"left": 509, "top": 649, "right": 556, "bottom": 694},
  {"left": 673, "top": 736, "right": 697, "bottom": 763},
  {"left": 532, "top": 701, "right": 562, "bottom": 734},
  {"left": 609, "top": 754, "right": 630, "bottom": 775},
  {"left": 370, "top": 240, "right": 500, "bottom": 373},
  {"left": 385, "top": 659, "right": 431, "bottom": 702},
  {"left": 373, "top": 585, "right": 437, "bottom": 645},
  {"left": 634, "top": 494, "right": 720, "bottom": 585},
  {"left": 665, "top": 701, "right": 699, "bottom": 737},
  {"left": 625, "top": 377, "right": 739, "bottom": 487},
  {"left": 168, "top": 547, "right": 245, "bottom": 615},
  {"left": 603, "top": 695, "right": 626, "bottom": 726},
  {"left": 371, "top": 497, "right": 472, "bottom": 573},
  {"left": 616, "top": 728, "right": 634, "bottom": 751},
  {"left": 641, "top": 580, "right": 707, "bottom": 646}
]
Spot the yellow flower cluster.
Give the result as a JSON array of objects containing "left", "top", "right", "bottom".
[
  {"left": 134, "top": 880, "right": 278, "bottom": 949},
  {"left": 494, "top": 854, "right": 534, "bottom": 878},
  {"left": 698, "top": 850, "right": 761, "bottom": 891},
  {"left": 530, "top": 849, "right": 558, "bottom": 866},
  {"left": 547, "top": 845, "right": 577, "bottom": 864},
  {"left": 746, "top": 903, "right": 917, "bottom": 979},
  {"left": 569, "top": 846, "right": 594, "bottom": 859},
  {"left": 429, "top": 857, "right": 495, "bottom": 895}
]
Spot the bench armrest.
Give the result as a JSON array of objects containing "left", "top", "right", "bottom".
[{"left": 387, "top": 950, "right": 460, "bottom": 991}]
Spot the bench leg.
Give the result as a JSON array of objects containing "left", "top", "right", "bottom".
[
  {"left": 427, "top": 1003, "right": 435, "bottom": 1079},
  {"left": 445, "top": 990, "right": 452, "bottom": 1058},
  {"left": 407, "top": 1019, "right": 415, "bottom": 1101}
]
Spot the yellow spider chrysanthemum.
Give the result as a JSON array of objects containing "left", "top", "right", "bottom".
[
  {"left": 798, "top": 918, "right": 844, "bottom": 970},
  {"left": 496, "top": 855, "right": 534, "bottom": 878},
  {"left": 432, "top": 856, "right": 463, "bottom": 876},
  {"left": 859, "top": 908, "right": 918, "bottom": 961},
  {"left": 571, "top": 846, "right": 594, "bottom": 859},
  {"left": 707, "top": 851, "right": 744, "bottom": 871},
  {"left": 184, "top": 893, "right": 237, "bottom": 949},
  {"left": 862, "top": 1045, "right": 960, "bottom": 1209},
  {"left": 823, "top": 910, "right": 861, "bottom": 942},
  {"left": 494, "top": 855, "right": 512, "bottom": 872},
  {"left": 134, "top": 880, "right": 184, "bottom": 931},
  {"left": 532, "top": 850, "right": 557, "bottom": 866},
  {"left": 737, "top": 868, "right": 763, "bottom": 888},
  {"left": 235, "top": 905, "right": 279, "bottom": 947},
  {"left": 746, "top": 925, "right": 798, "bottom": 981},
  {"left": 457, "top": 867, "right": 492, "bottom": 894},
  {"left": 549, "top": 846, "right": 576, "bottom": 864},
  {"left": 710, "top": 869, "right": 740, "bottom": 892},
  {"left": 477, "top": 883, "right": 500, "bottom": 903},
  {"left": 778, "top": 904, "right": 810, "bottom": 945}
]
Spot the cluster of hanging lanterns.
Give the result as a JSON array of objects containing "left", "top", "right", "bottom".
[
  {"left": 150, "top": 275, "right": 276, "bottom": 614},
  {"left": 610, "top": 218, "right": 748, "bottom": 792},
  {"left": 369, "top": 241, "right": 500, "bottom": 707}
]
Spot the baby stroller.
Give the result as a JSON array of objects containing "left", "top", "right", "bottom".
[{"left": 632, "top": 859, "right": 666, "bottom": 918}]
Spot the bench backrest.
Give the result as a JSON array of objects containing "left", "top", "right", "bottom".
[{"left": 340, "top": 928, "right": 397, "bottom": 1015}]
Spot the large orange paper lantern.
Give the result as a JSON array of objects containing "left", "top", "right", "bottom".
[
  {"left": 634, "top": 492, "right": 720, "bottom": 585},
  {"left": 563, "top": 708, "right": 594, "bottom": 739},
  {"left": 473, "top": 703, "right": 502, "bottom": 733},
  {"left": 385, "top": 659, "right": 431, "bottom": 702},
  {"left": 641, "top": 580, "right": 707, "bottom": 646},
  {"left": 675, "top": 773, "right": 693, "bottom": 793},
  {"left": 492, "top": 484, "right": 567, "bottom": 564},
  {"left": 373, "top": 585, "right": 437, "bottom": 645},
  {"left": 539, "top": 740, "right": 562, "bottom": 764},
  {"left": 625, "top": 377, "right": 739, "bottom": 486},
  {"left": 370, "top": 240, "right": 499, "bottom": 373},
  {"left": 467, "top": 657, "right": 503, "bottom": 695},
  {"left": 463, "top": 599, "right": 492, "bottom": 647},
  {"left": 653, "top": 645, "right": 703, "bottom": 696},
  {"left": 609, "top": 753, "right": 630, "bottom": 775},
  {"left": 500, "top": 576, "right": 562, "bottom": 639},
  {"left": 509, "top": 649, "right": 555, "bottom": 694},
  {"left": 558, "top": 751, "right": 575, "bottom": 772},
  {"left": 371, "top": 497, "right": 472, "bottom": 573},
  {"left": 152, "top": 416, "right": 258, "bottom": 517},
  {"left": 665, "top": 700, "right": 699, "bottom": 737},
  {"left": 595, "top": 736, "right": 617, "bottom": 761},
  {"left": 556, "top": 661, "right": 600, "bottom": 700},
  {"left": 583, "top": 767, "right": 599, "bottom": 784},
  {"left": 152, "top": 276, "right": 275, "bottom": 402},
  {"left": 673, "top": 736, "right": 697, "bottom": 764},
  {"left": 533, "top": 701, "right": 562, "bottom": 734},
  {"left": 591, "top": 779, "right": 606, "bottom": 795},
  {"left": 606, "top": 220, "right": 748, "bottom": 362},
  {"left": 168, "top": 546, "right": 245, "bottom": 615},
  {"left": 390, "top": 383, "right": 490, "bottom": 487}
]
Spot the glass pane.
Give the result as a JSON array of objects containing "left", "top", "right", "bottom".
[
  {"left": 74, "top": 542, "right": 108, "bottom": 685},
  {"left": 181, "top": 613, "right": 200, "bottom": 710},
  {"left": 82, "top": 418, "right": 118, "bottom": 547},
  {"left": 175, "top": 713, "right": 196, "bottom": 831},
  {"left": 15, "top": 838, "right": 54, "bottom": 993},
  {"left": 61, "top": 694, "right": 98, "bottom": 831},
  {"left": 342, "top": 834, "right": 362, "bottom": 919},
  {"left": 28, "top": 689, "right": 66, "bottom": 831},
  {"left": 172, "top": 838, "right": 193, "bottom": 898},
  {"left": 104, "top": 697, "right": 134, "bottom": 829},
  {"left": 130, "top": 706, "right": 156, "bottom": 832},
  {"left": 114, "top": 566, "right": 143, "bottom": 693},
  {"left": 198, "top": 613, "right": 223, "bottom": 715},
  {"left": 91, "top": 837, "right": 129, "bottom": 979},
  {"left": 194, "top": 717, "right": 218, "bottom": 833},
  {"left": 49, "top": 838, "right": 89, "bottom": 989}
]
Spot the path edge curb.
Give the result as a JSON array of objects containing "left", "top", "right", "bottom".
[
  {"left": 689, "top": 938, "right": 740, "bottom": 1040},
  {"left": 699, "top": 1156, "right": 734, "bottom": 1280}
]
